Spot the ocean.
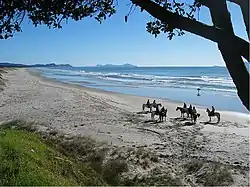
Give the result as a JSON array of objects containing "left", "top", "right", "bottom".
[{"left": 35, "top": 66, "right": 248, "bottom": 113}]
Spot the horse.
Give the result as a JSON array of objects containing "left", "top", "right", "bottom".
[
  {"left": 142, "top": 103, "right": 152, "bottom": 112},
  {"left": 152, "top": 102, "right": 162, "bottom": 109},
  {"left": 159, "top": 107, "right": 167, "bottom": 122},
  {"left": 176, "top": 107, "right": 190, "bottom": 118},
  {"left": 190, "top": 112, "right": 200, "bottom": 124},
  {"left": 151, "top": 105, "right": 161, "bottom": 120},
  {"left": 206, "top": 108, "right": 220, "bottom": 123},
  {"left": 187, "top": 107, "right": 193, "bottom": 118}
]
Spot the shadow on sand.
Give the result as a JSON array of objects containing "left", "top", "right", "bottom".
[
  {"left": 201, "top": 121, "right": 219, "bottom": 125},
  {"left": 171, "top": 117, "right": 188, "bottom": 122},
  {"left": 184, "top": 121, "right": 195, "bottom": 126},
  {"left": 136, "top": 111, "right": 151, "bottom": 115},
  {"left": 169, "top": 117, "right": 196, "bottom": 126},
  {"left": 144, "top": 120, "right": 162, "bottom": 124}
]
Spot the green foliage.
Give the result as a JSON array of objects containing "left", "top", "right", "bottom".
[
  {"left": 0, "top": 0, "right": 116, "bottom": 39},
  {"left": 0, "top": 126, "right": 105, "bottom": 185},
  {"left": 0, "top": 120, "right": 130, "bottom": 186},
  {"left": 145, "top": 0, "right": 201, "bottom": 39},
  {"left": 0, "top": 0, "right": 203, "bottom": 40}
]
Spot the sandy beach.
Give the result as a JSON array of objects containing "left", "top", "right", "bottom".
[{"left": 0, "top": 68, "right": 249, "bottom": 186}]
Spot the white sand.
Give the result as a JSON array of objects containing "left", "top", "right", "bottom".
[{"left": 0, "top": 68, "right": 249, "bottom": 185}]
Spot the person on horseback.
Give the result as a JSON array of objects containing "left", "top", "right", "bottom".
[
  {"left": 160, "top": 106, "right": 165, "bottom": 113},
  {"left": 211, "top": 106, "right": 215, "bottom": 116},
  {"left": 146, "top": 99, "right": 150, "bottom": 107},
  {"left": 183, "top": 103, "right": 187, "bottom": 108},
  {"left": 189, "top": 104, "right": 192, "bottom": 109},
  {"left": 188, "top": 104, "right": 192, "bottom": 117},
  {"left": 156, "top": 104, "right": 160, "bottom": 114},
  {"left": 153, "top": 100, "right": 156, "bottom": 105},
  {"left": 192, "top": 106, "right": 197, "bottom": 114}
]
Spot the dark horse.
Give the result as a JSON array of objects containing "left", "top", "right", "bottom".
[
  {"left": 151, "top": 105, "right": 167, "bottom": 122},
  {"left": 159, "top": 107, "right": 167, "bottom": 122},
  {"left": 206, "top": 108, "right": 220, "bottom": 123},
  {"left": 190, "top": 112, "right": 200, "bottom": 123},
  {"left": 176, "top": 107, "right": 190, "bottom": 118},
  {"left": 152, "top": 103, "right": 162, "bottom": 110}
]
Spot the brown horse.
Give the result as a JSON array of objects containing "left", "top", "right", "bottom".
[
  {"left": 176, "top": 107, "right": 190, "bottom": 118},
  {"left": 159, "top": 107, "right": 167, "bottom": 122},
  {"left": 206, "top": 108, "right": 220, "bottom": 123}
]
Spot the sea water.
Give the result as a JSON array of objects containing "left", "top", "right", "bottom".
[{"left": 35, "top": 66, "right": 249, "bottom": 113}]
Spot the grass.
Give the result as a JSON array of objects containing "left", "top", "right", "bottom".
[
  {"left": 203, "top": 163, "right": 234, "bottom": 186},
  {"left": 0, "top": 67, "right": 18, "bottom": 91},
  {"left": 0, "top": 121, "right": 107, "bottom": 186},
  {"left": 56, "top": 136, "right": 128, "bottom": 185},
  {"left": 185, "top": 159, "right": 234, "bottom": 186},
  {"left": 0, "top": 120, "right": 131, "bottom": 186},
  {"left": 0, "top": 67, "right": 12, "bottom": 91},
  {"left": 102, "top": 158, "right": 128, "bottom": 185},
  {"left": 0, "top": 120, "right": 235, "bottom": 186},
  {"left": 185, "top": 159, "right": 204, "bottom": 174},
  {"left": 123, "top": 167, "right": 182, "bottom": 186}
]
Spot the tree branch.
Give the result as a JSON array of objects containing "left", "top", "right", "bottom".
[{"left": 131, "top": 0, "right": 249, "bottom": 61}]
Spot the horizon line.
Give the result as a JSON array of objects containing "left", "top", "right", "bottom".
[{"left": 0, "top": 61, "right": 226, "bottom": 68}]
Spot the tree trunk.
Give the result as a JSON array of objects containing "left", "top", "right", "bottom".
[
  {"left": 219, "top": 46, "right": 249, "bottom": 110},
  {"left": 203, "top": 0, "right": 249, "bottom": 110}
]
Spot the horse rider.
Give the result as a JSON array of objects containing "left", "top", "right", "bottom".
[
  {"left": 211, "top": 106, "right": 215, "bottom": 115},
  {"left": 183, "top": 103, "right": 187, "bottom": 108},
  {"left": 188, "top": 104, "right": 192, "bottom": 117},
  {"left": 156, "top": 103, "right": 160, "bottom": 114},
  {"left": 153, "top": 100, "right": 156, "bottom": 105},
  {"left": 160, "top": 106, "right": 165, "bottom": 113},
  {"left": 146, "top": 99, "right": 150, "bottom": 107},
  {"left": 189, "top": 104, "right": 192, "bottom": 110},
  {"left": 192, "top": 106, "right": 197, "bottom": 114}
]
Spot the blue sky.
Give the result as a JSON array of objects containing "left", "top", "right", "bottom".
[{"left": 0, "top": 0, "right": 248, "bottom": 67}]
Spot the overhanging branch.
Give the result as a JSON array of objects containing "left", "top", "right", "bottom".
[{"left": 131, "top": 0, "right": 249, "bottom": 61}]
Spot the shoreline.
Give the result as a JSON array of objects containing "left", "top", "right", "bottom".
[
  {"left": 30, "top": 68, "right": 249, "bottom": 116},
  {"left": 34, "top": 66, "right": 247, "bottom": 113}
]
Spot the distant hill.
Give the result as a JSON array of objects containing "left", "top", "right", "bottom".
[
  {"left": 96, "top": 63, "right": 137, "bottom": 68},
  {"left": 0, "top": 63, "right": 73, "bottom": 68}
]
